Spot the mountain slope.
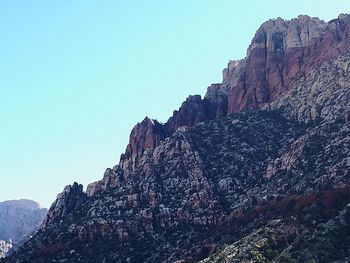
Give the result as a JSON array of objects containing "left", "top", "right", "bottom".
[{"left": 4, "top": 14, "right": 350, "bottom": 263}]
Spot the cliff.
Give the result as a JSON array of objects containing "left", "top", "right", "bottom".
[
  {"left": 125, "top": 14, "right": 350, "bottom": 157},
  {"left": 4, "top": 14, "right": 350, "bottom": 263}
]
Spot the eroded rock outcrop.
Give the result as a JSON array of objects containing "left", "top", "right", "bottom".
[
  {"left": 4, "top": 15, "right": 350, "bottom": 263},
  {"left": 219, "top": 14, "right": 350, "bottom": 113},
  {"left": 126, "top": 117, "right": 166, "bottom": 156},
  {"left": 126, "top": 14, "right": 350, "bottom": 157},
  {"left": 267, "top": 55, "right": 350, "bottom": 122},
  {"left": 43, "top": 182, "right": 86, "bottom": 227}
]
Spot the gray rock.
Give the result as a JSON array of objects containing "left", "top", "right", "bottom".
[{"left": 0, "top": 200, "right": 47, "bottom": 243}]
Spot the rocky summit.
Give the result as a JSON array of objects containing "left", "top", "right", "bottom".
[{"left": 3, "top": 14, "right": 350, "bottom": 263}]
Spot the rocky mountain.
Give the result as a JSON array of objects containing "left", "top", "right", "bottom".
[
  {"left": 0, "top": 200, "right": 47, "bottom": 258},
  {"left": 0, "top": 241, "right": 12, "bottom": 259},
  {"left": 125, "top": 14, "right": 350, "bottom": 157},
  {"left": 3, "top": 14, "right": 350, "bottom": 263}
]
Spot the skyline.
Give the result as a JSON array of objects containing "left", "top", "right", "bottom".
[{"left": 1, "top": 1, "right": 350, "bottom": 208}]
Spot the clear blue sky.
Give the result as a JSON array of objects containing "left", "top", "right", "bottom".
[{"left": 0, "top": 1, "right": 349, "bottom": 208}]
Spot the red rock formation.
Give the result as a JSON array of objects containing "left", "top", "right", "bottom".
[
  {"left": 126, "top": 94, "right": 229, "bottom": 156},
  {"left": 164, "top": 95, "right": 209, "bottom": 134},
  {"left": 126, "top": 117, "right": 166, "bottom": 156},
  {"left": 219, "top": 14, "right": 350, "bottom": 113},
  {"left": 127, "top": 14, "right": 350, "bottom": 156}
]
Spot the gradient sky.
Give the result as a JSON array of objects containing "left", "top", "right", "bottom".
[{"left": 1, "top": 1, "right": 349, "bottom": 208}]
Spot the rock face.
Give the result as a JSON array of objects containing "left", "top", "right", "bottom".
[
  {"left": 267, "top": 55, "right": 350, "bottom": 123},
  {"left": 43, "top": 183, "right": 86, "bottom": 227},
  {"left": 126, "top": 95, "right": 227, "bottom": 156},
  {"left": 4, "top": 14, "right": 350, "bottom": 263},
  {"left": 126, "top": 117, "right": 166, "bottom": 157},
  {"left": 219, "top": 14, "right": 350, "bottom": 113},
  {"left": 127, "top": 14, "right": 350, "bottom": 157}
]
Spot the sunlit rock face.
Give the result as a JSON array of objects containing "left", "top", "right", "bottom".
[
  {"left": 125, "top": 14, "right": 350, "bottom": 157},
  {"left": 219, "top": 14, "right": 350, "bottom": 114},
  {"left": 4, "top": 14, "right": 350, "bottom": 263}
]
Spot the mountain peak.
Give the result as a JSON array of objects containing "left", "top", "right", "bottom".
[
  {"left": 5, "top": 14, "right": 350, "bottom": 263},
  {"left": 120, "top": 14, "right": 350, "bottom": 160},
  {"left": 126, "top": 116, "right": 166, "bottom": 156},
  {"left": 249, "top": 15, "right": 327, "bottom": 52},
  {"left": 43, "top": 182, "right": 86, "bottom": 227},
  {"left": 0, "top": 199, "right": 44, "bottom": 211}
]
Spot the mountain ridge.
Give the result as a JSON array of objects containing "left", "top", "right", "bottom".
[
  {"left": 118, "top": 13, "right": 350, "bottom": 158},
  {"left": 4, "top": 14, "right": 350, "bottom": 263},
  {"left": 86, "top": 13, "right": 350, "bottom": 196}
]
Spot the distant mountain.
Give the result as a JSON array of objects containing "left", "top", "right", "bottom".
[
  {"left": 4, "top": 14, "right": 350, "bottom": 262},
  {"left": 0, "top": 241, "right": 12, "bottom": 259},
  {"left": 0, "top": 200, "right": 47, "bottom": 258}
]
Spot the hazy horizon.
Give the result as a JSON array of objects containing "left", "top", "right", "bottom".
[{"left": 1, "top": 1, "right": 349, "bottom": 208}]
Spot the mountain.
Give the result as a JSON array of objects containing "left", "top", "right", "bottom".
[
  {"left": 3, "top": 14, "right": 350, "bottom": 263},
  {"left": 0, "top": 241, "right": 12, "bottom": 259},
  {"left": 123, "top": 14, "right": 350, "bottom": 157},
  {"left": 0, "top": 200, "right": 47, "bottom": 258}
]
